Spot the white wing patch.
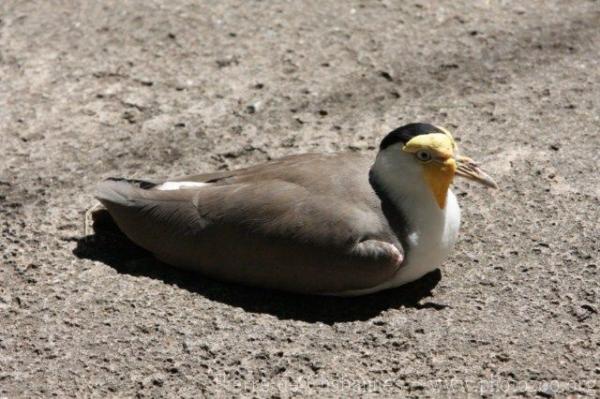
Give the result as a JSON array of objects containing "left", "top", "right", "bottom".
[{"left": 155, "top": 181, "right": 210, "bottom": 191}]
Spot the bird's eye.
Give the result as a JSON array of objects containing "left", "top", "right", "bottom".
[{"left": 416, "top": 150, "right": 432, "bottom": 162}]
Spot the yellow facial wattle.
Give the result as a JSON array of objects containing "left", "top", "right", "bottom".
[
  {"left": 403, "top": 131, "right": 458, "bottom": 209},
  {"left": 422, "top": 158, "right": 457, "bottom": 209},
  {"left": 402, "top": 133, "right": 456, "bottom": 159}
]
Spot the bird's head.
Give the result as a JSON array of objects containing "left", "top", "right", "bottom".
[{"left": 376, "top": 123, "right": 497, "bottom": 209}]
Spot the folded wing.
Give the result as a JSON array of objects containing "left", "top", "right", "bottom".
[{"left": 95, "top": 154, "right": 403, "bottom": 294}]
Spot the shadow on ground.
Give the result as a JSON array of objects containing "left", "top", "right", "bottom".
[{"left": 70, "top": 229, "right": 444, "bottom": 324}]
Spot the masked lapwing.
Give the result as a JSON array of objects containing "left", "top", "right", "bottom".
[{"left": 93, "top": 123, "right": 497, "bottom": 296}]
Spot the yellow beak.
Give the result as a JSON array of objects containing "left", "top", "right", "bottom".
[{"left": 455, "top": 155, "right": 498, "bottom": 189}]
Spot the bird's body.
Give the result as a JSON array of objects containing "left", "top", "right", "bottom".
[{"left": 94, "top": 123, "right": 495, "bottom": 296}]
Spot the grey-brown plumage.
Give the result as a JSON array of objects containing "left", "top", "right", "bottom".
[
  {"left": 94, "top": 123, "right": 498, "bottom": 295},
  {"left": 96, "top": 153, "right": 405, "bottom": 294}
]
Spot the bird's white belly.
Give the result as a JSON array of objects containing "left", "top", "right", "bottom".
[{"left": 338, "top": 190, "right": 461, "bottom": 296}]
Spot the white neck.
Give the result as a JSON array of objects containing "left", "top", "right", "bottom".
[
  {"left": 371, "top": 152, "right": 448, "bottom": 245},
  {"left": 369, "top": 148, "right": 461, "bottom": 288}
]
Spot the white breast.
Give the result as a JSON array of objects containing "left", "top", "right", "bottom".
[
  {"left": 387, "top": 190, "right": 461, "bottom": 286},
  {"left": 339, "top": 190, "right": 461, "bottom": 296}
]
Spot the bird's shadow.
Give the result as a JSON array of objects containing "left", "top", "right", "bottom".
[{"left": 71, "top": 218, "right": 444, "bottom": 324}]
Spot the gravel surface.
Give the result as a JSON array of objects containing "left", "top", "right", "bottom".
[{"left": 1, "top": 0, "right": 599, "bottom": 397}]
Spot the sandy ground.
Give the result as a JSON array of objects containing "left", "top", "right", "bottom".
[{"left": 1, "top": 0, "right": 599, "bottom": 397}]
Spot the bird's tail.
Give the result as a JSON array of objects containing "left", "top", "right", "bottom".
[
  {"left": 93, "top": 178, "right": 201, "bottom": 259},
  {"left": 95, "top": 177, "right": 157, "bottom": 207}
]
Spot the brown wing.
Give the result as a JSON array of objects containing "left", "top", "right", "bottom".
[{"left": 95, "top": 153, "right": 403, "bottom": 294}]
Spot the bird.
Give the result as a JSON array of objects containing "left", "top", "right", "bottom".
[{"left": 93, "top": 123, "right": 497, "bottom": 296}]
